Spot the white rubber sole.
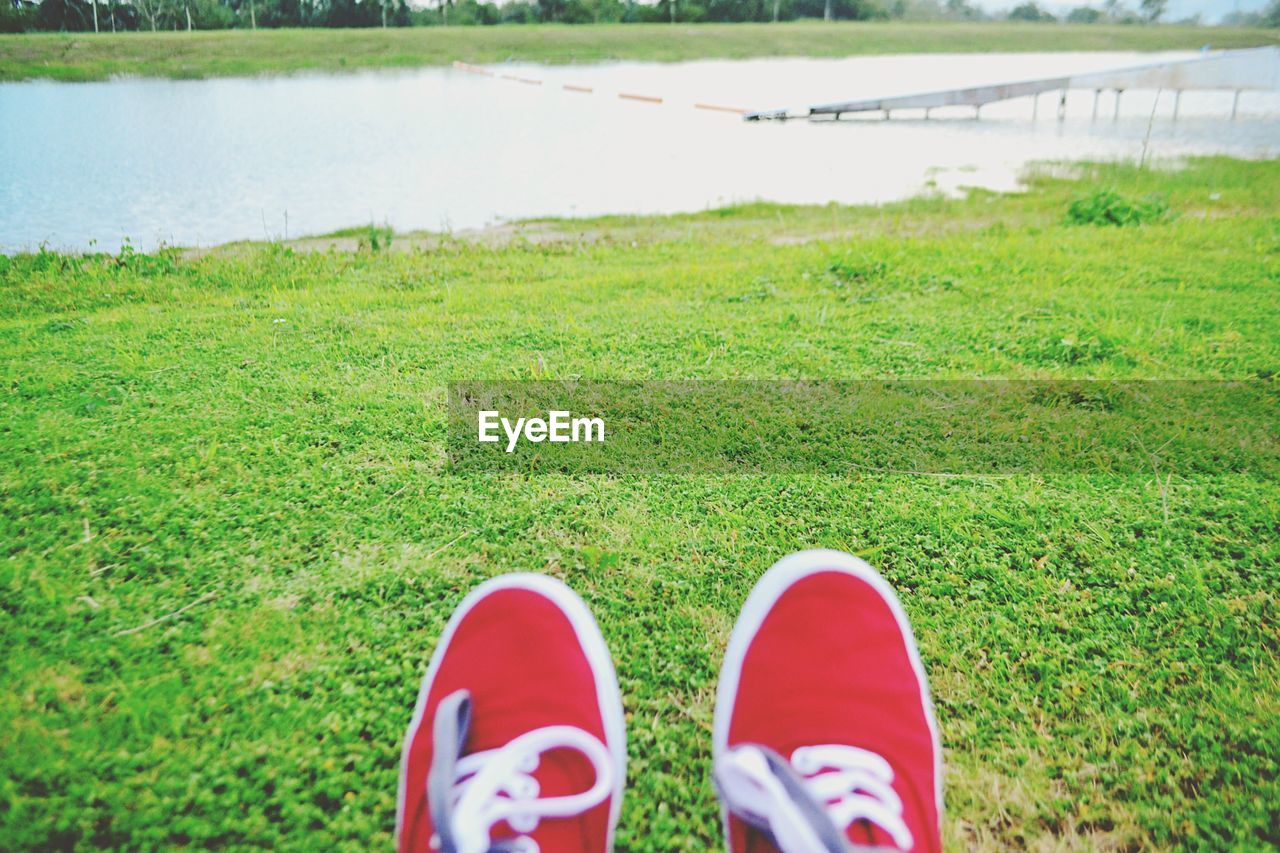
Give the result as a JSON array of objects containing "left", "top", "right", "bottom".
[
  {"left": 712, "top": 549, "right": 942, "bottom": 846},
  {"left": 395, "top": 573, "right": 627, "bottom": 849}
]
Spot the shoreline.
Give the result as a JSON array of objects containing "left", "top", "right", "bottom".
[
  {"left": 9, "top": 156, "right": 1267, "bottom": 258},
  {"left": 3, "top": 21, "right": 1278, "bottom": 83}
]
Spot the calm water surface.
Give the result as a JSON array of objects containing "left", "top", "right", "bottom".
[{"left": 2, "top": 52, "right": 1277, "bottom": 252}]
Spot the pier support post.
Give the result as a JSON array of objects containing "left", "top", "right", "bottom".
[
  {"left": 974, "top": 105, "right": 981, "bottom": 120},
  {"left": 925, "top": 107, "right": 931, "bottom": 120},
  {"left": 1092, "top": 89, "right": 1100, "bottom": 121},
  {"left": 1114, "top": 89, "right": 1123, "bottom": 120},
  {"left": 1231, "top": 90, "right": 1240, "bottom": 120},
  {"left": 1032, "top": 93, "right": 1038, "bottom": 121},
  {"left": 1057, "top": 89, "right": 1067, "bottom": 121},
  {"left": 1173, "top": 90, "right": 1181, "bottom": 122}
]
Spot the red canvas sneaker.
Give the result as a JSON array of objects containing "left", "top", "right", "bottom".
[
  {"left": 396, "top": 574, "right": 626, "bottom": 853},
  {"left": 713, "top": 550, "right": 941, "bottom": 853}
]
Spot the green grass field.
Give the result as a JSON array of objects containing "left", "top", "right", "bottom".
[
  {"left": 2, "top": 157, "right": 1278, "bottom": 848},
  {"left": 2, "top": 21, "right": 1279, "bottom": 81}
]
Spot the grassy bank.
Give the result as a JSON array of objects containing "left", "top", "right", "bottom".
[
  {"left": 2, "top": 157, "right": 1279, "bottom": 849},
  {"left": 2, "top": 21, "right": 1278, "bottom": 81}
]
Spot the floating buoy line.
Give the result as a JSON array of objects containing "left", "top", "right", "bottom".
[{"left": 451, "top": 61, "right": 750, "bottom": 116}]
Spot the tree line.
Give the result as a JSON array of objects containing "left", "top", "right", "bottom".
[{"left": 4, "top": 0, "right": 1279, "bottom": 33}]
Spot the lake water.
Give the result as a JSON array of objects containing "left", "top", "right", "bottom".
[{"left": 2, "top": 52, "right": 1278, "bottom": 253}]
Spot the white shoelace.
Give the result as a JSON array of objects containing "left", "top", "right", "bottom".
[
  {"left": 716, "top": 743, "right": 914, "bottom": 852},
  {"left": 435, "top": 725, "right": 614, "bottom": 853}
]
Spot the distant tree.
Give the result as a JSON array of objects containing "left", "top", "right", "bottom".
[
  {"left": 703, "top": 0, "right": 766, "bottom": 20},
  {"left": 1264, "top": 0, "right": 1280, "bottom": 26},
  {"left": 1091, "top": 0, "right": 1139, "bottom": 18},
  {"left": 945, "top": 0, "right": 980, "bottom": 19},
  {"left": 1104, "top": 0, "right": 1140, "bottom": 21},
  {"left": 184, "top": 0, "right": 222, "bottom": 24},
  {"left": 250, "top": 0, "right": 302, "bottom": 27},
  {"left": 559, "top": 0, "right": 596, "bottom": 20},
  {"left": 1066, "top": 5, "right": 1101, "bottom": 22},
  {"left": 1008, "top": 1, "right": 1054, "bottom": 21},
  {"left": 499, "top": 0, "right": 537, "bottom": 21},
  {"left": 423, "top": 0, "right": 491, "bottom": 23},
  {"left": 1139, "top": 0, "right": 1165, "bottom": 21},
  {"left": 536, "top": 0, "right": 565, "bottom": 19},
  {"left": 323, "top": 0, "right": 378, "bottom": 27},
  {"left": 785, "top": 0, "right": 887, "bottom": 19},
  {"left": 1102, "top": 0, "right": 1121, "bottom": 18},
  {"left": 132, "top": 0, "right": 168, "bottom": 29},
  {"left": 32, "top": 0, "right": 96, "bottom": 29},
  {"left": 0, "top": 0, "right": 36, "bottom": 32},
  {"left": 1220, "top": 9, "right": 1257, "bottom": 23}
]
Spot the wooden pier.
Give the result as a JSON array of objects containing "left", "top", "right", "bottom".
[{"left": 744, "top": 46, "right": 1280, "bottom": 122}]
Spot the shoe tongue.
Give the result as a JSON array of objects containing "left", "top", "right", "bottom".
[
  {"left": 760, "top": 747, "right": 851, "bottom": 853},
  {"left": 719, "top": 744, "right": 851, "bottom": 853},
  {"left": 428, "top": 690, "right": 473, "bottom": 853}
]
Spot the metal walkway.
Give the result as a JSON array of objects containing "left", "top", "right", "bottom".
[{"left": 745, "top": 46, "right": 1280, "bottom": 122}]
